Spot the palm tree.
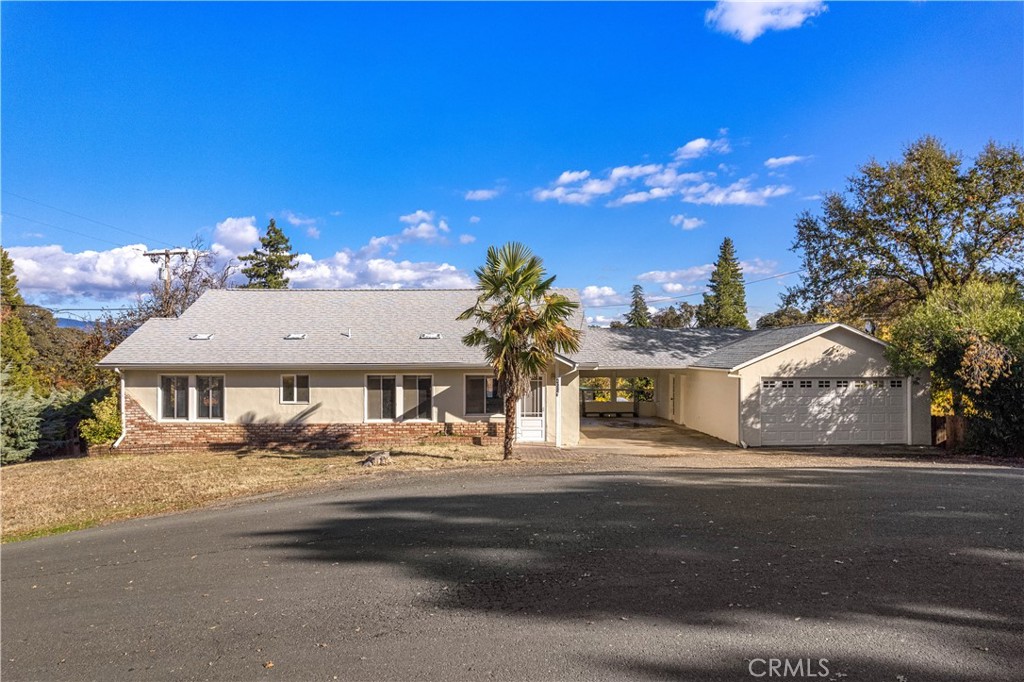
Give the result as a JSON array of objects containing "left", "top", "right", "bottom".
[{"left": 459, "top": 243, "right": 581, "bottom": 459}]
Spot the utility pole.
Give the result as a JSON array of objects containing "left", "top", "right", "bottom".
[{"left": 144, "top": 248, "right": 189, "bottom": 316}]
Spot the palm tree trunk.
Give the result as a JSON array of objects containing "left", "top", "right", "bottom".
[{"left": 503, "top": 395, "right": 517, "bottom": 460}]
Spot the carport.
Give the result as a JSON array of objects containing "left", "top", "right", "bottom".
[{"left": 578, "top": 416, "right": 736, "bottom": 454}]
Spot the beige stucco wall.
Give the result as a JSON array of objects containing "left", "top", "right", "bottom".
[
  {"left": 679, "top": 368, "right": 740, "bottom": 444},
  {"left": 123, "top": 365, "right": 582, "bottom": 446},
  {"left": 735, "top": 328, "right": 931, "bottom": 446}
]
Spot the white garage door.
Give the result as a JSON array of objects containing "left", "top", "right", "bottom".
[{"left": 760, "top": 377, "right": 907, "bottom": 446}]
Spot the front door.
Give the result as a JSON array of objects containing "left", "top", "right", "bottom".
[{"left": 516, "top": 377, "right": 545, "bottom": 442}]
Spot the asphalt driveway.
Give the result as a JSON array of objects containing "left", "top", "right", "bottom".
[{"left": 2, "top": 464, "right": 1022, "bottom": 681}]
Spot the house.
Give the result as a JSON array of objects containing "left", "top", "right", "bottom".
[{"left": 97, "top": 288, "right": 931, "bottom": 452}]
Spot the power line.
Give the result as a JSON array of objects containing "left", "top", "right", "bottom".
[
  {"left": 1, "top": 211, "right": 144, "bottom": 250},
  {"left": 585, "top": 269, "right": 806, "bottom": 309},
  {"left": 2, "top": 190, "right": 177, "bottom": 248}
]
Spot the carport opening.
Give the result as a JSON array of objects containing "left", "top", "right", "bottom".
[{"left": 580, "top": 375, "right": 656, "bottom": 419}]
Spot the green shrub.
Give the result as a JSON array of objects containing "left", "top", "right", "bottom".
[
  {"left": 1, "top": 367, "right": 42, "bottom": 465},
  {"left": 36, "top": 387, "right": 89, "bottom": 457},
  {"left": 79, "top": 390, "right": 122, "bottom": 446}
]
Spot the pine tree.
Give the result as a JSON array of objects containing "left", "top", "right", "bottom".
[
  {"left": 625, "top": 284, "right": 652, "bottom": 327},
  {"left": 1, "top": 248, "right": 39, "bottom": 391},
  {"left": 696, "top": 237, "right": 750, "bottom": 329},
  {"left": 0, "top": 366, "right": 41, "bottom": 465},
  {"left": 239, "top": 219, "right": 298, "bottom": 289}
]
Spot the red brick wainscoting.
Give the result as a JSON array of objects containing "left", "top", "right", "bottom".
[{"left": 113, "top": 397, "right": 503, "bottom": 453}]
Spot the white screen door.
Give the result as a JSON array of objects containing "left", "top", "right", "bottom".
[{"left": 516, "top": 377, "right": 545, "bottom": 442}]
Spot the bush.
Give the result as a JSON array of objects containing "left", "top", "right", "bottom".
[
  {"left": 36, "top": 387, "right": 90, "bottom": 457},
  {"left": 79, "top": 390, "right": 122, "bottom": 446},
  {"left": 1, "top": 369, "right": 42, "bottom": 465}
]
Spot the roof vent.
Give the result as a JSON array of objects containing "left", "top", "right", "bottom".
[
  {"left": 189, "top": 334, "right": 213, "bottom": 341},
  {"left": 284, "top": 333, "right": 307, "bottom": 340},
  {"left": 419, "top": 332, "right": 442, "bottom": 340}
]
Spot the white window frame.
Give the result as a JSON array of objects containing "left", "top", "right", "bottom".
[
  {"left": 464, "top": 374, "right": 504, "bottom": 417},
  {"left": 158, "top": 374, "right": 191, "bottom": 422},
  {"left": 364, "top": 374, "right": 398, "bottom": 422},
  {"left": 195, "top": 374, "right": 226, "bottom": 422},
  {"left": 280, "top": 374, "right": 311, "bottom": 405},
  {"left": 400, "top": 374, "right": 435, "bottom": 423}
]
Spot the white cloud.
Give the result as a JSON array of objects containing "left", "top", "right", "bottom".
[
  {"left": 399, "top": 209, "right": 434, "bottom": 225},
  {"left": 281, "top": 210, "right": 318, "bottom": 227},
  {"left": 764, "top": 154, "right": 812, "bottom": 169},
  {"left": 533, "top": 132, "right": 799, "bottom": 209},
  {"left": 645, "top": 168, "right": 706, "bottom": 188},
  {"left": 585, "top": 314, "right": 623, "bottom": 327},
  {"left": 288, "top": 250, "right": 473, "bottom": 290},
  {"left": 464, "top": 188, "right": 501, "bottom": 201},
  {"left": 679, "top": 177, "right": 793, "bottom": 206},
  {"left": 459, "top": 234, "right": 476, "bottom": 244},
  {"left": 608, "top": 187, "right": 675, "bottom": 207},
  {"left": 532, "top": 186, "right": 593, "bottom": 205},
  {"left": 739, "top": 257, "right": 778, "bottom": 277},
  {"left": 7, "top": 243, "right": 160, "bottom": 301},
  {"left": 637, "top": 258, "right": 778, "bottom": 297},
  {"left": 556, "top": 170, "right": 591, "bottom": 185},
  {"left": 609, "top": 164, "right": 661, "bottom": 182},
  {"left": 306, "top": 226, "right": 321, "bottom": 239},
  {"left": 638, "top": 265, "right": 715, "bottom": 284},
  {"left": 580, "top": 285, "right": 627, "bottom": 307},
  {"left": 706, "top": 1, "right": 827, "bottom": 43},
  {"left": 674, "top": 133, "right": 731, "bottom": 161},
  {"left": 329, "top": 210, "right": 343, "bottom": 217},
  {"left": 212, "top": 216, "right": 260, "bottom": 258},
  {"left": 468, "top": 216, "right": 481, "bottom": 224},
  {"left": 670, "top": 214, "right": 705, "bottom": 230},
  {"left": 660, "top": 282, "right": 703, "bottom": 295}
]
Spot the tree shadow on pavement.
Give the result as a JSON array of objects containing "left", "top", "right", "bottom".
[{"left": 247, "top": 467, "right": 1023, "bottom": 680}]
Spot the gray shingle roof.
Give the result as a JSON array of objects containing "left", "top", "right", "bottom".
[
  {"left": 98, "top": 289, "right": 842, "bottom": 372},
  {"left": 575, "top": 326, "right": 751, "bottom": 369},
  {"left": 689, "top": 323, "right": 836, "bottom": 370},
  {"left": 98, "top": 288, "right": 585, "bottom": 368}
]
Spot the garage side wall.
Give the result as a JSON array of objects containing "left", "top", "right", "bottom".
[{"left": 680, "top": 369, "right": 740, "bottom": 444}]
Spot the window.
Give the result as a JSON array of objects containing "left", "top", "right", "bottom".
[
  {"left": 466, "top": 376, "right": 503, "bottom": 415},
  {"left": 762, "top": 380, "right": 777, "bottom": 388},
  {"left": 890, "top": 379, "right": 904, "bottom": 389},
  {"left": 854, "top": 380, "right": 868, "bottom": 389},
  {"left": 402, "top": 375, "right": 433, "bottom": 420},
  {"left": 799, "top": 380, "right": 813, "bottom": 388},
  {"left": 781, "top": 380, "right": 795, "bottom": 389},
  {"left": 836, "top": 380, "right": 850, "bottom": 389},
  {"left": 197, "top": 375, "right": 224, "bottom": 420},
  {"left": 281, "top": 375, "right": 310, "bottom": 404},
  {"left": 366, "top": 375, "right": 397, "bottom": 420},
  {"left": 160, "top": 376, "right": 189, "bottom": 420},
  {"left": 871, "top": 379, "right": 884, "bottom": 389},
  {"left": 818, "top": 380, "right": 831, "bottom": 389}
]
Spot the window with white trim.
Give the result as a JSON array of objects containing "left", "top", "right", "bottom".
[
  {"left": 402, "top": 375, "right": 433, "bottom": 421},
  {"left": 160, "top": 376, "right": 189, "bottom": 420},
  {"left": 197, "top": 375, "right": 225, "bottom": 420},
  {"left": 762, "top": 380, "right": 777, "bottom": 388},
  {"left": 466, "top": 376, "right": 503, "bottom": 415},
  {"left": 799, "top": 380, "right": 813, "bottom": 388},
  {"left": 836, "top": 380, "right": 850, "bottom": 388},
  {"left": 818, "top": 380, "right": 831, "bottom": 388},
  {"left": 366, "top": 375, "right": 397, "bottom": 420},
  {"left": 281, "top": 375, "right": 310, "bottom": 404},
  {"left": 781, "top": 380, "right": 795, "bottom": 389},
  {"left": 890, "top": 379, "right": 904, "bottom": 389}
]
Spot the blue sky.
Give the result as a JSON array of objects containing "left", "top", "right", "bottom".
[{"left": 3, "top": 1, "right": 1022, "bottom": 325}]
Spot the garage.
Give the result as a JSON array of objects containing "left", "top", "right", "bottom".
[{"left": 759, "top": 376, "right": 908, "bottom": 445}]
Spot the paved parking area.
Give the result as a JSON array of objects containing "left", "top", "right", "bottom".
[{"left": 2, "top": 462, "right": 1021, "bottom": 681}]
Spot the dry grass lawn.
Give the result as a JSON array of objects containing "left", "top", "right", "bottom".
[{"left": 1, "top": 444, "right": 506, "bottom": 543}]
